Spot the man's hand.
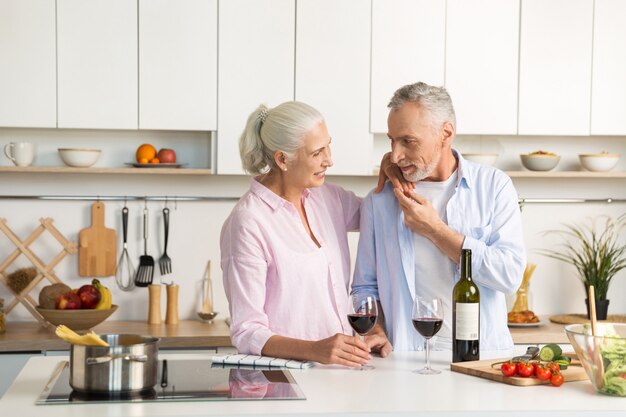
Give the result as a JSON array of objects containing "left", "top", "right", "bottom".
[
  {"left": 376, "top": 152, "right": 415, "bottom": 193},
  {"left": 311, "top": 334, "right": 372, "bottom": 368},
  {"left": 365, "top": 331, "right": 393, "bottom": 358},
  {"left": 393, "top": 188, "right": 442, "bottom": 238}
]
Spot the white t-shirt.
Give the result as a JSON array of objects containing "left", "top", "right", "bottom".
[{"left": 413, "top": 170, "right": 458, "bottom": 350}]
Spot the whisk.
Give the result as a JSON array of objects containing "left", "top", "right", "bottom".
[{"left": 115, "top": 207, "right": 136, "bottom": 291}]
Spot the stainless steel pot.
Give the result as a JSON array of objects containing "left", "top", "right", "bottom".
[{"left": 69, "top": 334, "right": 159, "bottom": 393}]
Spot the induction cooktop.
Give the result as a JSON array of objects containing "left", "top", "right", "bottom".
[{"left": 36, "top": 359, "right": 306, "bottom": 405}]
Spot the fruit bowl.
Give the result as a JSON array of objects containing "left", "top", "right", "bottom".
[
  {"left": 579, "top": 153, "right": 621, "bottom": 172},
  {"left": 520, "top": 151, "right": 560, "bottom": 171},
  {"left": 58, "top": 148, "right": 101, "bottom": 167},
  {"left": 565, "top": 323, "right": 626, "bottom": 396},
  {"left": 462, "top": 153, "right": 499, "bottom": 166},
  {"left": 36, "top": 305, "right": 118, "bottom": 331}
]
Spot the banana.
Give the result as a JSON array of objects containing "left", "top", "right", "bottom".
[
  {"left": 55, "top": 325, "right": 109, "bottom": 347},
  {"left": 93, "top": 279, "right": 113, "bottom": 310}
]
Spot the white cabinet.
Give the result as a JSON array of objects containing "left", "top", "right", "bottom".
[
  {"left": 446, "top": 0, "right": 519, "bottom": 135},
  {"left": 296, "top": 0, "right": 372, "bottom": 175},
  {"left": 139, "top": 0, "right": 217, "bottom": 131},
  {"left": 217, "top": 0, "right": 295, "bottom": 175},
  {"left": 591, "top": 0, "right": 626, "bottom": 135},
  {"left": 0, "top": 0, "right": 56, "bottom": 128},
  {"left": 370, "top": 0, "right": 446, "bottom": 134},
  {"left": 57, "top": 0, "right": 137, "bottom": 129},
  {"left": 518, "top": 0, "right": 593, "bottom": 135}
]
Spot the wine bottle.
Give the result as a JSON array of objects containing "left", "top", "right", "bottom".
[{"left": 452, "top": 249, "right": 480, "bottom": 362}]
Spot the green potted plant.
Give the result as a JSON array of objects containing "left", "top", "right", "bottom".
[{"left": 538, "top": 214, "right": 626, "bottom": 320}]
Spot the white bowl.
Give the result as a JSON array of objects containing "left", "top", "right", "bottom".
[
  {"left": 579, "top": 153, "right": 620, "bottom": 172},
  {"left": 58, "top": 148, "right": 101, "bottom": 167},
  {"left": 520, "top": 153, "right": 560, "bottom": 171},
  {"left": 462, "top": 153, "right": 499, "bottom": 166}
]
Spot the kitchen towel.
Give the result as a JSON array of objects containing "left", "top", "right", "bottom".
[{"left": 211, "top": 354, "right": 314, "bottom": 369}]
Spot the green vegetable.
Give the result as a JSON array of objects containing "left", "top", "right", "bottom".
[
  {"left": 539, "top": 343, "right": 563, "bottom": 361},
  {"left": 597, "top": 325, "right": 626, "bottom": 396}
]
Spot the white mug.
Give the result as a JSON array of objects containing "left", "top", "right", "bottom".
[{"left": 4, "top": 142, "right": 35, "bottom": 167}]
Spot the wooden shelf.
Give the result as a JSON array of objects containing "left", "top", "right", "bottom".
[
  {"left": 0, "top": 166, "right": 212, "bottom": 175},
  {"left": 506, "top": 170, "right": 626, "bottom": 178}
]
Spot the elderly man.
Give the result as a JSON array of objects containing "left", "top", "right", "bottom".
[{"left": 352, "top": 82, "right": 526, "bottom": 356}]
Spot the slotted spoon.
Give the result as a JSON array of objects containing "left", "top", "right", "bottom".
[{"left": 135, "top": 207, "right": 154, "bottom": 287}]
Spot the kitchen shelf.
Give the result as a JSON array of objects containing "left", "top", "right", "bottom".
[
  {"left": 0, "top": 166, "right": 212, "bottom": 175},
  {"left": 506, "top": 170, "right": 626, "bottom": 178}
]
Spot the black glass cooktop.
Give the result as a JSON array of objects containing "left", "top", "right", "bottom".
[{"left": 36, "top": 359, "right": 305, "bottom": 405}]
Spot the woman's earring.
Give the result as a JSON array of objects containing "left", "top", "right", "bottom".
[{"left": 282, "top": 167, "right": 287, "bottom": 172}]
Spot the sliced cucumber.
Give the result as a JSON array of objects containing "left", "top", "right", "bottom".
[
  {"left": 555, "top": 355, "right": 572, "bottom": 363},
  {"left": 539, "top": 343, "right": 563, "bottom": 361}
]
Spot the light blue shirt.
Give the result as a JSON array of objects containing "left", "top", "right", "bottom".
[{"left": 352, "top": 151, "right": 526, "bottom": 351}]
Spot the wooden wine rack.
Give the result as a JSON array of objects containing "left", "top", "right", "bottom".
[{"left": 0, "top": 218, "right": 77, "bottom": 325}]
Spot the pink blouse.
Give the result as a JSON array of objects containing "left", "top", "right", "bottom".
[{"left": 220, "top": 178, "right": 360, "bottom": 355}]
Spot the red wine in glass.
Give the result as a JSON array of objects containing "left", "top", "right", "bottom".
[
  {"left": 348, "top": 294, "right": 378, "bottom": 370},
  {"left": 412, "top": 318, "right": 443, "bottom": 338},
  {"left": 348, "top": 313, "right": 377, "bottom": 335}
]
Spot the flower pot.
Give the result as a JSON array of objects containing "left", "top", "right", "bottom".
[{"left": 585, "top": 298, "right": 610, "bottom": 320}]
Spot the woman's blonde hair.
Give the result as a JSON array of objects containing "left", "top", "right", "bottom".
[{"left": 239, "top": 101, "right": 324, "bottom": 175}]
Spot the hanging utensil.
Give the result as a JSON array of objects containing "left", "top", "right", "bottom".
[
  {"left": 158, "top": 207, "right": 172, "bottom": 275},
  {"left": 135, "top": 206, "right": 154, "bottom": 287},
  {"left": 115, "top": 207, "right": 135, "bottom": 291}
]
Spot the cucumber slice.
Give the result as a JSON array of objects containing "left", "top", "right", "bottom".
[
  {"left": 555, "top": 355, "right": 572, "bottom": 363},
  {"left": 539, "top": 343, "right": 563, "bottom": 361}
]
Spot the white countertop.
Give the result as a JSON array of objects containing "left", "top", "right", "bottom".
[{"left": 0, "top": 350, "right": 623, "bottom": 417}]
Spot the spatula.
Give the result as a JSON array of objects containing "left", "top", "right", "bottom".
[
  {"left": 135, "top": 207, "right": 154, "bottom": 287},
  {"left": 588, "top": 285, "right": 605, "bottom": 389}
]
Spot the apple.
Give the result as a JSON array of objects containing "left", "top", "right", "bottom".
[
  {"left": 56, "top": 291, "right": 82, "bottom": 310},
  {"left": 77, "top": 284, "right": 101, "bottom": 309},
  {"left": 157, "top": 148, "right": 176, "bottom": 164}
]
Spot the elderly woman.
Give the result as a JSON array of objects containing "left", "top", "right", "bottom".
[{"left": 221, "top": 101, "right": 404, "bottom": 367}]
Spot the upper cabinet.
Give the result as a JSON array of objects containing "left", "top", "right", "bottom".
[
  {"left": 518, "top": 0, "right": 593, "bottom": 135},
  {"left": 217, "top": 0, "right": 295, "bottom": 175},
  {"left": 0, "top": 0, "right": 56, "bottom": 128},
  {"left": 139, "top": 0, "right": 217, "bottom": 131},
  {"left": 591, "top": 0, "right": 626, "bottom": 135},
  {"left": 57, "top": 0, "right": 137, "bottom": 129},
  {"left": 370, "top": 0, "right": 445, "bottom": 134},
  {"left": 446, "top": 0, "right": 519, "bottom": 135},
  {"left": 296, "top": 0, "right": 372, "bottom": 175}
]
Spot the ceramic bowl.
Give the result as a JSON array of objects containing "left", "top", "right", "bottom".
[
  {"left": 58, "top": 148, "right": 102, "bottom": 167},
  {"left": 565, "top": 323, "right": 626, "bottom": 396},
  {"left": 462, "top": 153, "right": 499, "bottom": 166},
  {"left": 520, "top": 153, "right": 560, "bottom": 171},
  {"left": 36, "top": 305, "right": 118, "bottom": 330},
  {"left": 579, "top": 153, "right": 620, "bottom": 172}
]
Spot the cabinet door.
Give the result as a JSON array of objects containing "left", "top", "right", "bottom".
[
  {"left": 296, "top": 0, "right": 372, "bottom": 176},
  {"left": 217, "top": 0, "right": 295, "bottom": 175},
  {"left": 139, "top": 0, "right": 217, "bottom": 131},
  {"left": 518, "top": 0, "right": 593, "bottom": 135},
  {"left": 57, "top": 0, "right": 137, "bottom": 129},
  {"left": 446, "top": 0, "right": 519, "bottom": 135},
  {"left": 371, "top": 0, "right": 445, "bottom": 134},
  {"left": 591, "top": 0, "right": 626, "bottom": 135},
  {"left": 0, "top": 0, "right": 56, "bottom": 128}
]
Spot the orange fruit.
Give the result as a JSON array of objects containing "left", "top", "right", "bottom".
[
  {"left": 149, "top": 157, "right": 160, "bottom": 164},
  {"left": 136, "top": 144, "right": 156, "bottom": 162},
  {"left": 138, "top": 157, "right": 149, "bottom": 164}
]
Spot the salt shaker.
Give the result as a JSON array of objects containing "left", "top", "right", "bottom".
[
  {"left": 165, "top": 283, "right": 179, "bottom": 325},
  {"left": 148, "top": 284, "right": 162, "bottom": 324}
]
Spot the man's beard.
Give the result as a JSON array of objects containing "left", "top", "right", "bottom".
[{"left": 401, "top": 149, "right": 441, "bottom": 182}]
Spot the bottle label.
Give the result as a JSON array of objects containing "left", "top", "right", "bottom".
[{"left": 455, "top": 302, "right": 479, "bottom": 340}]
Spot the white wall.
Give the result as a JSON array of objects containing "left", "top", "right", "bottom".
[{"left": 1, "top": 130, "right": 625, "bottom": 324}]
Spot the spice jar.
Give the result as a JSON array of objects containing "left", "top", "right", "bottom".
[{"left": 0, "top": 298, "right": 6, "bottom": 334}]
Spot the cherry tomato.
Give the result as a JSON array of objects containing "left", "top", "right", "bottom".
[
  {"left": 517, "top": 362, "right": 534, "bottom": 377},
  {"left": 551, "top": 372, "right": 564, "bottom": 387},
  {"left": 536, "top": 366, "right": 553, "bottom": 381},
  {"left": 531, "top": 362, "right": 539, "bottom": 376},
  {"left": 501, "top": 362, "right": 517, "bottom": 377},
  {"left": 548, "top": 362, "right": 561, "bottom": 373}
]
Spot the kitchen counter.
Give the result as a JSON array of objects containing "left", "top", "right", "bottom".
[
  {"left": 1, "top": 350, "right": 622, "bottom": 416},
  {"left": 0, "top": 319, "right": 232, "bottom": 352}
]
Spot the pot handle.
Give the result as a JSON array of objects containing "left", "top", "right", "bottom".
[{"left": 86, "top": 354, "right": 149, "bottom": 365}]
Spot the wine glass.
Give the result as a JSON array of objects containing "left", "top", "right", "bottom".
[
  {"left": 347, "top": 294, "right": 378, "bottom": 370},
  {"left": 412, "top": 296, "right": 444, "bottom": 375}
]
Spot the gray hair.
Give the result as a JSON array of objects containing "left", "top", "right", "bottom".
[
  {"left": 239, "top": 101, "right": 324, "bottom": 175},
  {"left": 388, "top": 82, "right": 456, "bottom": 132}
]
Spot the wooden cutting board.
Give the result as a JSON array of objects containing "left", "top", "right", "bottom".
[
  {"left": 79, "top": 202, "right": 117, "bottom": 277},
  {"left": 450, "top": 353, "right": 588, "bottom": 386}
]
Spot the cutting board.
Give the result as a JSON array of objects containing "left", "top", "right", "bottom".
[
  {"left": 79, "top": 202, "right": 117, "bottom": 277},
  {"left": 450, "top": 353, "right": 588, "bottom": 386}
]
